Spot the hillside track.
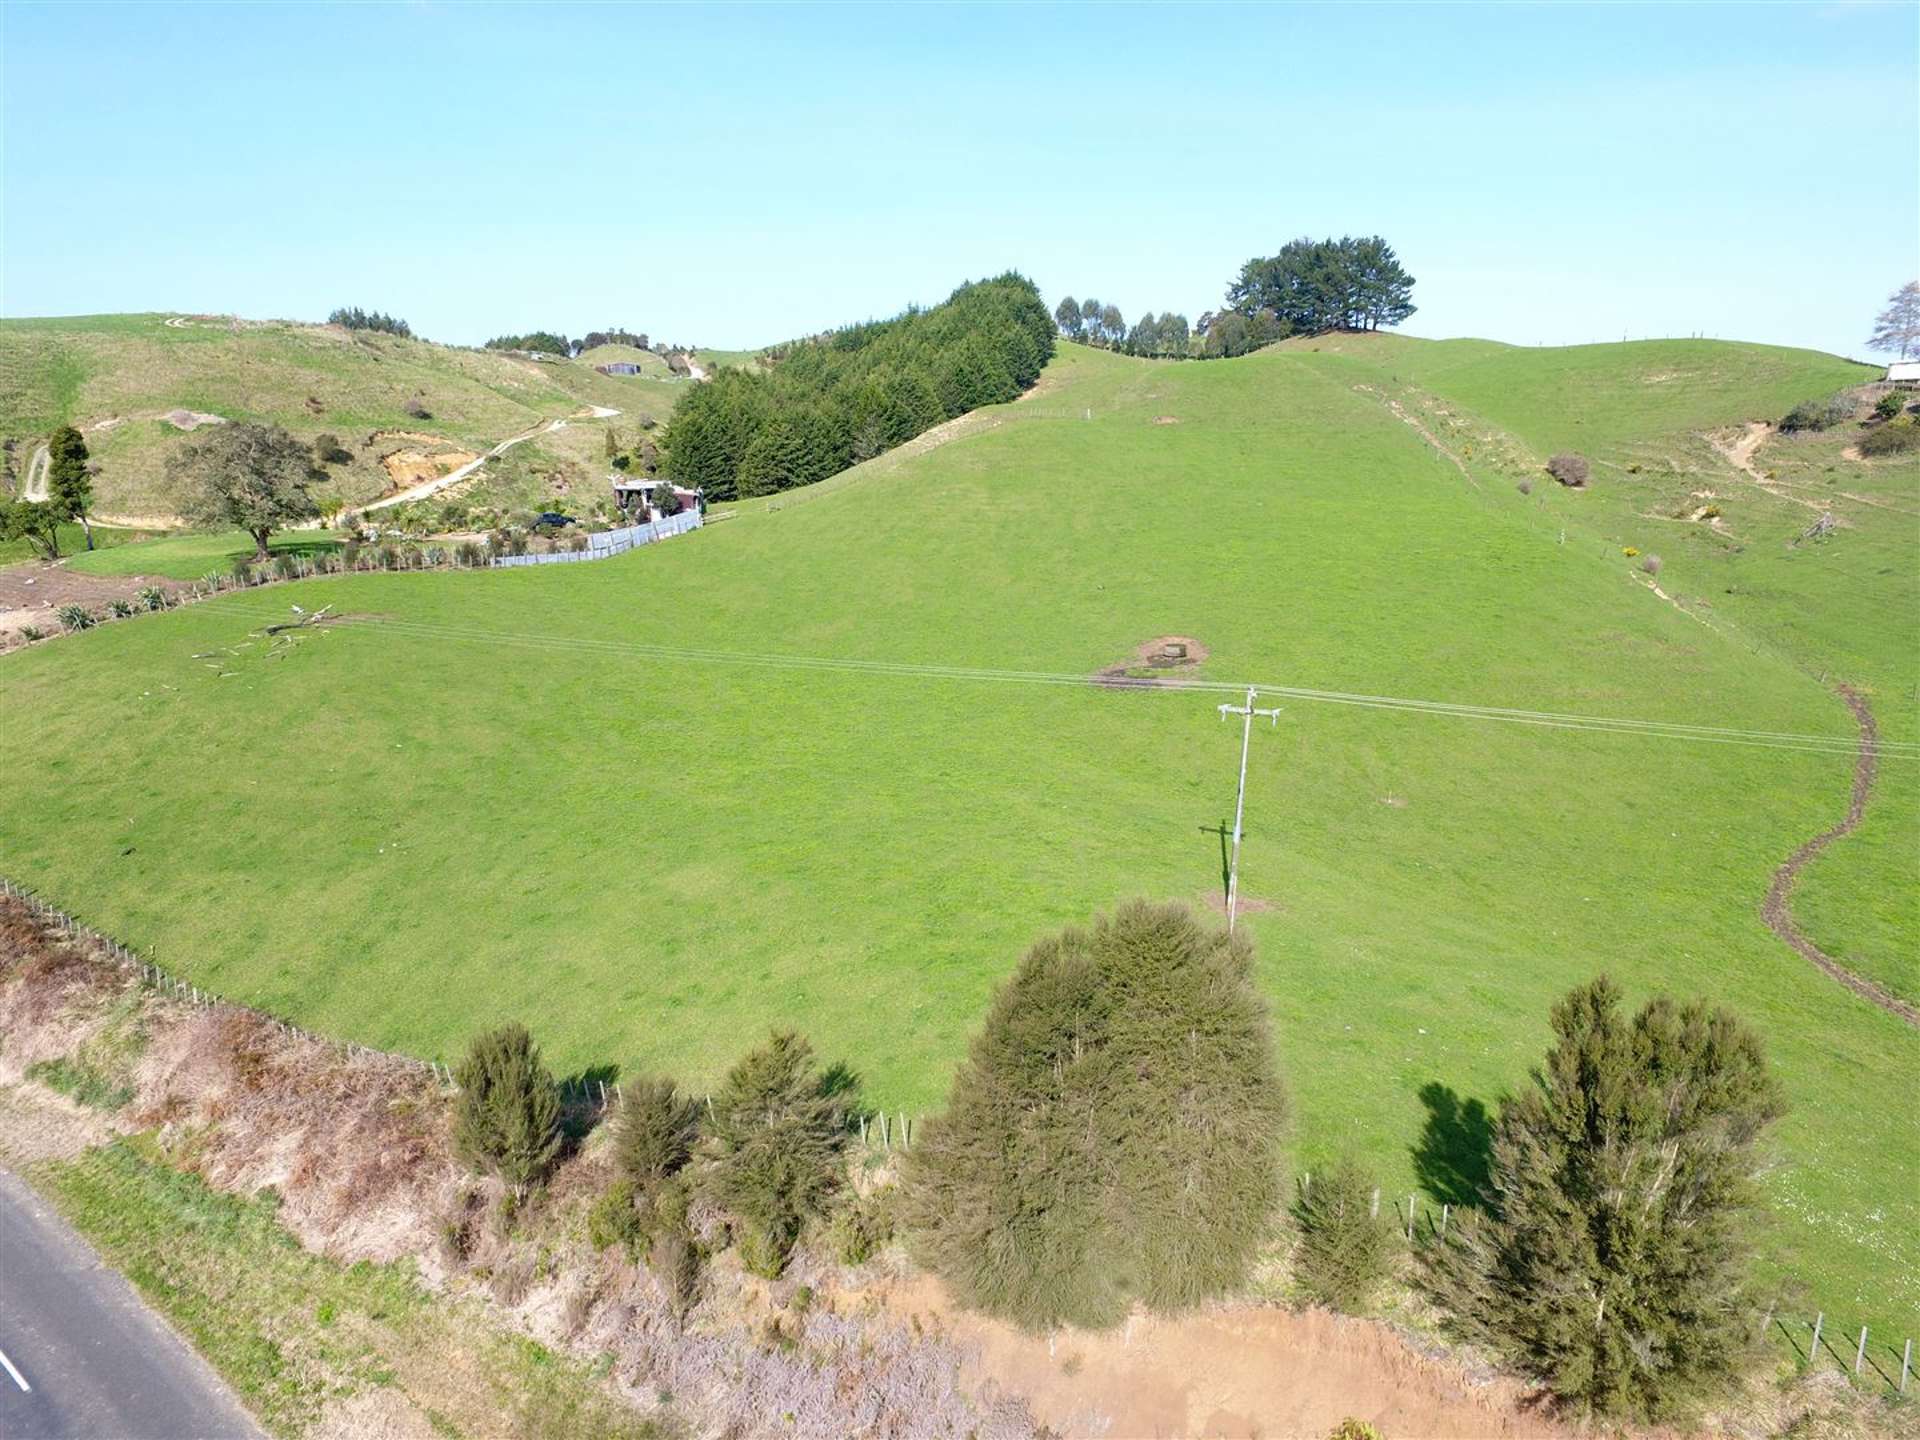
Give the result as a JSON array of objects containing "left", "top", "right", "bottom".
[{"left": 1761, "top": 685, "right": 1918, "bottom": 1027}]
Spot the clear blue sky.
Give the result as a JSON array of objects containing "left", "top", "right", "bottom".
[{"left": 4, "top": 2, "right": 1914, "bottom": 357}]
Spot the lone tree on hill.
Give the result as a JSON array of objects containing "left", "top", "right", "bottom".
[
  {"left": 452, "top": 1023, "right": 563, "bottom": 1198},
  {"left": 46, "top": 425, "right": 96, "bottom": 549},
  {"left": 1053, "top": 296, "right": 1084, "bottom": 340},
  {"left": 1420, "top": 976, "right": 1784, "bottom": 1421},
  {"left": 1867, "top": 280, "right": 1920, "bottom": 360},
  {"left": 905, "top": 900, "right": 1287, "bottom": 1332},
  {"left": 166, "top": 422, "right": 322, "bottom": 559}
]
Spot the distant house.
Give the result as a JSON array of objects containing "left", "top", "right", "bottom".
[
  {"left": 1886, "top": 361, "right": 1920, "bottom": 389},
  {"left": 596, "top": 362, "right": 643, "bottom": 376},
  {"left": 612, "top": 476, "right": 700, "bottom": 516}
]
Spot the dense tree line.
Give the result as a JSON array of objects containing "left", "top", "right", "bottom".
[
  {"left": 327, "top": 307, "right": 413, "bottom": 337},
  {"left": 663, "top": 273, "right": 1053, "bottom": 501},
  {"left": 483, "top": 328, "right": 658, "bottom": 358},
  {"left": 1226, "top": 236, "right": 1415, "bottom": 335}
]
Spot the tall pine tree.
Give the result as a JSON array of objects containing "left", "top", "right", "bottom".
[{"left": 46, "top": 425, "right": 94, "bottom": 549}]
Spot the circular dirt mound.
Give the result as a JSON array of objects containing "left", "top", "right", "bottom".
[{"left": 1095, "top": 635, "right": 1210, "bottom": 688}]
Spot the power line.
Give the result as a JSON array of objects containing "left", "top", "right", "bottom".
[{"left": 190, "top": 598, "right": 1909, "bottom": 760}]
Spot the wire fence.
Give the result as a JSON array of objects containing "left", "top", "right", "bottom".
[
  {"left": 1303, "top": 1176, "right": 1915, "bottom": 1396},
  {"left": 0, "top": 874, "right": 929, "bottom": 1149}
]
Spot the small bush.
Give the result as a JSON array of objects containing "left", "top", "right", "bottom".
[
  {"left": 454, "top": 541, "right": 482, "bottom": 567},
  {"left": 55, "top": 603, "right": 95, "bottom": 631},
  {"left": 1874, "top": 391, "right": 1905, "bottom": 421},
  {"left": 612, "top": 1076, "right": 700, "bottom": 1189},
  {"left": 1641, "top": 554, "right": 1663, "bottom": 575},
  {"left": 230, "top": 557, "right": 255, "bottom": 586},
  {"left": 1545, "top": 452, "right": 1590, "bottom": 487},
  {"left": 108, "top": 599, "right": 135, "bottom": 618},
  {"left": 452, "top": 1023, "right": 563, "bottom": 1198},
  {"left": 1293, "top": 1159, "right": 1393, "bottom": 1313},
  {"left": 1779, "top": 394, "right": 1854, "bottom": 432},
  {"left": 1327, "top": 1422, "right": 1383, "bottom": 1440},
  {"left": 341, "top": 541, "right": 362, "bottom": 570},
  {"left": 1515, "top": 478, "right": 1532, "bottom": 495},
  {"left": 313, "top": 432, "right": 352, "bottom": 465},
  {"left": 586, "top": 1178, "right": 647, "bottom": 1256},
  {"left": 403, "top": 396, "right": 432, "bottom": 420},
  {"left": 20, "top": 625, "right": 44, "bottom": 643},
  {"left": 137, "top": 586, "right": 168, "bottom": 612},
  {"left": 1622, "top": 546, "right": 1639, "bottom": 558},
  {"left": 826, "top": 1186, "right": 897, "bottom": 1265},
  {"left": 271, "top": 553, "right": 298, "bottom": 581},
  {"left": 1859, "top": 417, "right": 1920, "bottom": 457}
]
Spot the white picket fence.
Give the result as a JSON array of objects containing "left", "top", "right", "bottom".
[{"left": 491, "top": 508, "right": 702, "bottom": 568}]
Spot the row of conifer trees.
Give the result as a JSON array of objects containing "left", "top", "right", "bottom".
[
  {"left": 453, "top": 899, "right": 1787, "bottom": 1425},
  {"left": 661, "top": 273, "right": 1055, "bottom": 501}
]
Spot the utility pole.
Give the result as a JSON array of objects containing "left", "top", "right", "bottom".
[{"left": 1217, "top": 687, "right": 1281, "bottom": 933}]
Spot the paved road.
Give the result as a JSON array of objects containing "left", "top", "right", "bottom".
[{"left": 0, "top": 1168, "right": 261, "bottom": 1439}]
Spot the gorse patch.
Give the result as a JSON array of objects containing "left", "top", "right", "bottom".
[
  {"left": 452, "top": 1024, "right": 563, "bottom": 1197},
  {"left": 905, "top": 900, "right": 1286, "bottom": 1331}
]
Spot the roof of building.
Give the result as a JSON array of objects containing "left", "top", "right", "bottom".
[{"left": 1886, "top": 360, "right": 1920, "bottom": 381}]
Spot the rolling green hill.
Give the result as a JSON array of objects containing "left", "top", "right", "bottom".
[
  {"left": 0, "top": 314, "right": 683, "bottom": 518},
  {"left": 1, "top": 336, "right": 1912, "bottom": 1337}
]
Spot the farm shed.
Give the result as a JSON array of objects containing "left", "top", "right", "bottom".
[{"left": 1885, "top": 361, "right": 1920, "bottom": 389}]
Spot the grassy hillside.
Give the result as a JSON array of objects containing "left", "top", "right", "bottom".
[
  {"left": 0, "top": 314, "right": 680, "bottom": 517},
  {"left": 1285, "top": 333, "right": 1916, "bottom": 1002},
  {"left": 1, "top": 339, "right": 1912, "bottom": 1337}
]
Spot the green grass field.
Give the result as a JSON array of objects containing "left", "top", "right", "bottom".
[
  {"left": 0, "top": 521, "right": 157, "bottom": 566},
  {"left": 2, "top": 338, "right": 1913, "bottom": 1338},
  {"left": 64, "top": 529, "right": 345, "bottom": 580},
  {"left": 0, "top": 315, "right": 678, "bottom": 515}
]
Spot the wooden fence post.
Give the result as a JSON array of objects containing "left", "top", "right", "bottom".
[
  {"left": 1855, "top": 1326, "right": 1867, "bottom": 1376},
  {"left": 1406, "top": 1195, "right": 1417, "bottom": 1241},
  {"left": 1811, "top": 1312, "right": 1824, "bottom": 1364},
  {"left": 1369, "top": 1187, "right": 1380, "bottom": 1219},
  {"left": 1900, "top": 1337, "right": 1910, "bottom": 1392}
]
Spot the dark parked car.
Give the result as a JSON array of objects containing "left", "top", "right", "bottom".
[{"left": 533, "top": 511, "right": 575, "bottom": 529}]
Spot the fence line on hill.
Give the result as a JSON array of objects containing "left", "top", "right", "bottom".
[
  {"left": 1299, "top": 1173, "right": 1914, "bottom": 1396},
  {"left": 491, "top": 508, "right": 701, "bottom": 567},
  {"left": 0, "top": 875, "right": 926, "bottom": 1149}
]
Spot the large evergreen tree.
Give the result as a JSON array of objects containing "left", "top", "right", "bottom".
[
  {"left": 46, "top": 425, "right": 95, "bottom": 549},
  {"left": 905, "top": 900, "right": 1287, "bottom": 1332},
  {"left": 1226, "top": 236, "right": 1415, "bottom": 335},
  {"left": 1421, "top": 977, "right": 1783, "bottom": 1421}
]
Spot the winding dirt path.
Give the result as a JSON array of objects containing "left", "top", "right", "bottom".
[{"left": 1761, "top": 685, "right": 1918, "bottom": 1026}]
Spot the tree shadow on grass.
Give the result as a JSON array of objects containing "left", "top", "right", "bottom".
[{"left": 1412, "top": 1081, "right": 1495, "bottom": 1209}]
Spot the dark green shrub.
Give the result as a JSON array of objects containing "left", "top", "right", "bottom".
[
  {"left": 1420, "top": 977, "right": 1783, "bottom": 1421},
  {"left": 108, "top": 599, "right": 134, "bottom": 618},
  {"left": 1293, "top": 1159, "right": 1393, "bottom": 1313},
  {"left": 454, "top": 541, "right": 482, "bottom": 567},
  {"left": 230, "top": 557, "right": 255, "bottom": 585},
  {"left": 452, "top": 1024, "right": 563, "bottom": 1198},
  {"left": 905, "top": 900, "right": 1287, "bottom": 1331},
  {"left": 55, "top": 603, "right": 95, "bottom": 631},
  {"left": 612, "top": 1076, "right": 699, "bottom": 1188},
  {"left": 137, "top": 586, "right": 168, "bottom": 612},
  {"left": 701, "top": 1030, "right": 854, "bottom": 1278},
  {"left": 1859, "top": 417, "right": 1920, "bottom": 457},
  {"left": 1874, "top": 391, "right": 1905, "bottom": 421},
  {"left": 1779, "top": 394, "right": 1855, "bottom": 433}
]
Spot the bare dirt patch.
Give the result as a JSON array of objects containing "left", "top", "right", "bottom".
[
  {"left": 1152, "top": 414, "right": 1180, "bottom": 426},
  {"left": 1761, "top": 686, "right": 1918, "bottom": 1027},
  {"left": 1096, "top": 634, "right": 1211, "bottom": 688},
  {"left": 380, "top": 448, "right": 480, "bottom": 489},
  {"left": 0, "top": 563, "right": 184, "bottom": 645},
  {"left": 1199, "top": 891, "right": 1278, "bottom": 920},
  {"left": 865, "top": 1272, "right": 1563, "bottom": 1439},
  {"left": 161, "top": 408, "right": 226, "bottom": 432}
]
